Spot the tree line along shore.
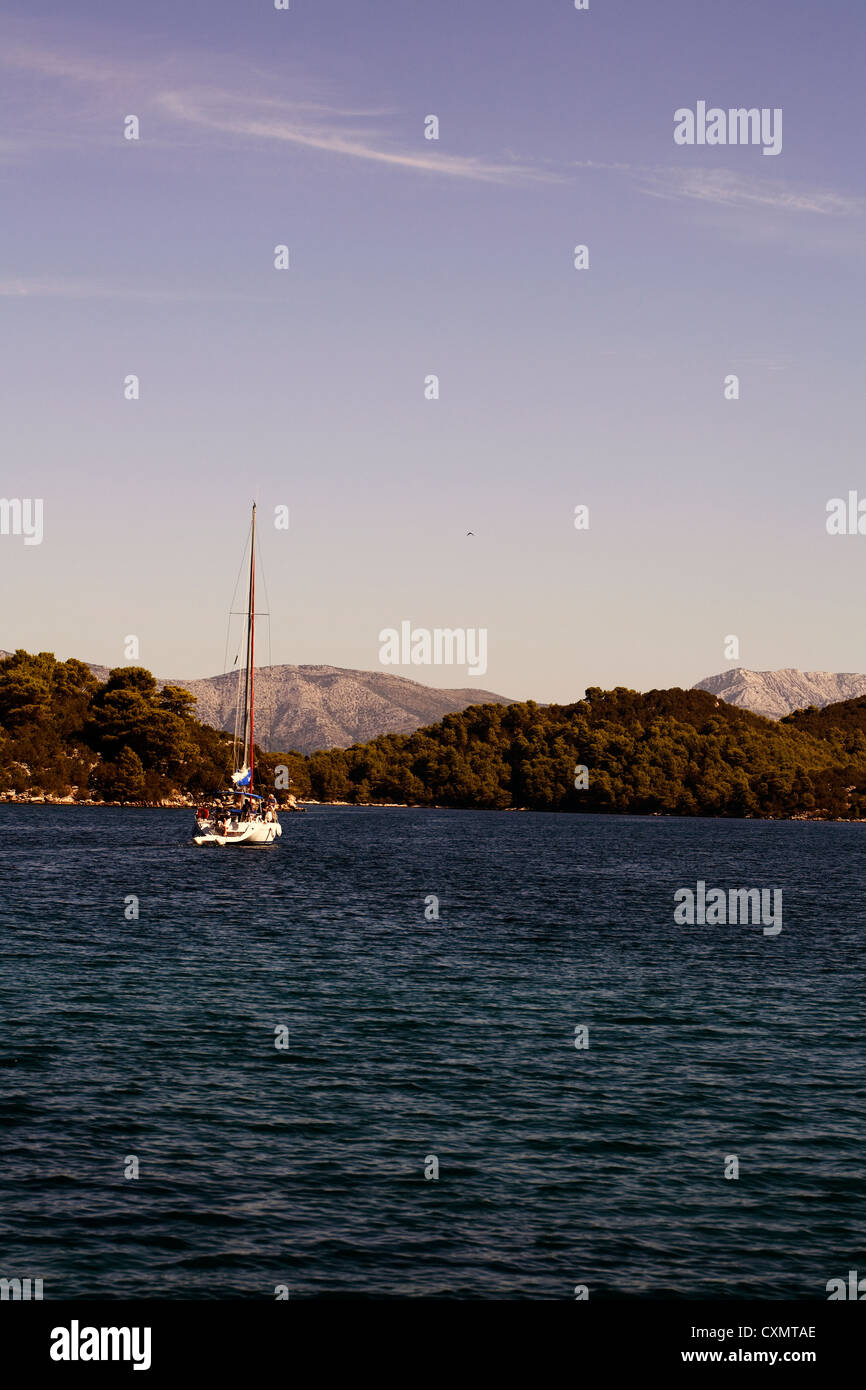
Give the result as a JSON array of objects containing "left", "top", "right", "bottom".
[{"left": 4, "top": 648, "right": 866, "bottom": 818}]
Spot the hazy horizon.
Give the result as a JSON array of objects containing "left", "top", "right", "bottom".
[{"left": 2, "top": 0, "right": 864, "bottom": 702}]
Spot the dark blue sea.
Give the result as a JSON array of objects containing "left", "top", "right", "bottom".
[{"left": 1, "top": 806, "right": 863, "bottom": 1300}]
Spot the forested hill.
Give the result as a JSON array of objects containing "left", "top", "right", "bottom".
[
  {"left": 299, "top": 685, "right": 866, "bottom": 816},
  {"left": 5, "top": 648, "right": 866, "bottom": 817}
]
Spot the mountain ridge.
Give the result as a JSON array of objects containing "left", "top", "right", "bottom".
[
  {"left": 0, "top": 651, "right": 512, "bottom": 754},
  {"left": 693, "top": 667, "right": 866, "bottom": 720}
]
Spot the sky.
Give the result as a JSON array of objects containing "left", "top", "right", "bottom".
[{"left": 1, "top": 0, "right": 864, "bottom": 702}]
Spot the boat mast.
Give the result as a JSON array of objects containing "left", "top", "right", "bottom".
[{"left": 248, "top": 502, "right": 256, "bottom": 796}]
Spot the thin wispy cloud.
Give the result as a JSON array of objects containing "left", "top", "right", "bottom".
[
  {"left": 641, "top": 168, "right": 864, "bottom": 217},
  {"left": 155, "top": 89, "right": 545, "bottom": 183},
  {"left": 1, "top": 42, "right": 139, "bottom": 86},
  {"left": 574, "top": 160, "right": 865, "bottom": 218},
  {"left": 0, "top": 35, "right": 547, "bottom": 185},
  {"left": 1, "top": 30, "right": 855, "bottom": 205}
]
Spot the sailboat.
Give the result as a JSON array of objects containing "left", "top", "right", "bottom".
[{"left": 193, "top": 503, "right": 282, "bottom": 847}]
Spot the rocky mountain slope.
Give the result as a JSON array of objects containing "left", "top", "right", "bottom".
[
  {"left": 165, "top": 664, "right": 513, "bottom": 754},
  {"left": 693, "top": 667, "right": 866, "bottom": 720}
]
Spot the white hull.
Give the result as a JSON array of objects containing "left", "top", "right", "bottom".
[{"left": 194, "top": 817, "right": 282, "bottom": 847}]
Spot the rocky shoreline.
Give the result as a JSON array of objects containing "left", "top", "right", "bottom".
[
  {"left": 0, "top": 794, "right": 446, "bottom": 811},
  {"left": 0, "top": 791, "right": 201, "bottom": 807},
  {"left": 0, "top": 791, "right": 312, "bottom": 809},
  {"left": 0, "top": 792, "right": 857, "bottom": 819},
  {"left": 0, "top": 792, "right": 411, "bottom": 809}
]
